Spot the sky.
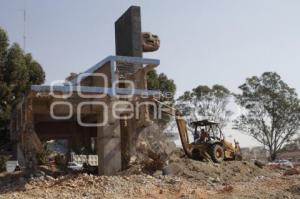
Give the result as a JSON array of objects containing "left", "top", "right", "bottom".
[{"left": 1, "top": 0, "right": 300, "bottom": 147}]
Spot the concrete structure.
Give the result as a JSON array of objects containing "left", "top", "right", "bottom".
[{"left": 10, "top": 6, "right": 161, "bottom": 175}]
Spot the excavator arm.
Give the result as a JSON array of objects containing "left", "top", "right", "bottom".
[
  {"left": 154, "top": 99, "right": 193, "bottom": 158},
  {"left": 175, "top": 114, "right": 193, "bottom": 158}
]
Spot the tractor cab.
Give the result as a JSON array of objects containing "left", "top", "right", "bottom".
[{"left": 191, "top": 119, "right": 223, "bottom": 144}]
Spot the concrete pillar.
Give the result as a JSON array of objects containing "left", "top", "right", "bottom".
[
  {"left": 97, "top": 101, "right": 122, "bottom": 175},
  {"left": 115, "top": 6, "right": 150, "bottom": 168}
]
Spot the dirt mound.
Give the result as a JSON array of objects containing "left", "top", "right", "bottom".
[
  {"left": 162, "top": 157, "right": 276, "bottom": 185},
  {"left": 127, "top": 124, "right": 275, "bottom": 185}
]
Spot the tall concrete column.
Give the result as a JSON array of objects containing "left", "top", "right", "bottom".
[
  {"left": 97, "top": 101, "right": 122, "bottom": 175},
  {"left": 115, "top": 6, "right": 143, "bottom": 169}
]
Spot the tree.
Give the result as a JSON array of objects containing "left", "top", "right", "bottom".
[
  {"left": 147, "top": 70, "right": 176, "bottom": 100},
  {"left": 0, "top": 27, "right": 45, "bottom": 146},
  {"left": 0, "top": 27, "right": 9, "bottom": 80},
  {"left": 234, "top": 72, "right": 300, "bottom": 160},
  {"left": 147, "top": 70, "right": 176, "bottom": 127},
  {"left": 177, "top": 84, "right": 232, "bottom": 129},
  {"left": 0, "top": 28, "right": 11, "bottom": 145},
  {"left": 25, "top": 53, "right": 45, "bottom": 85}
]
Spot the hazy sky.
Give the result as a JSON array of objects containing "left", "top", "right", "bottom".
[{"left": 1, "top": 0, "right": 300, "bottom": 147}]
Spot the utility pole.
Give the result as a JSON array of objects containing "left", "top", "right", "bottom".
[{"left": 23, "top": 0, "right": 26, "bottom": 52}]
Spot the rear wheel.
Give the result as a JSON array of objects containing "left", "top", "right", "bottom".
[{"left": 209, "top": 144, "right": 224, "bottom": 163}]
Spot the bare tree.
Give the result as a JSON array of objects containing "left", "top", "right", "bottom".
[{"left": 234, "top": 72, "right": 300, "bottom": 160}]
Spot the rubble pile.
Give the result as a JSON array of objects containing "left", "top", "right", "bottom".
[
  {"left": 127, "top": 124, "right": 276, "bottom": 185},
  {"left": 1, "top": 125, "right": 300, "bottom": 198},
  {"left": 0, "top": 172, "right": 199, "bottom": 199},
  {"left": 23, "top": 174, "right": 163, "bottom": 198},
  {"left": 1, "top": 168, "right": 300, "bottom": 199},
  {"left": 133, "top": 124, "right": 177, "bottom": 173}
]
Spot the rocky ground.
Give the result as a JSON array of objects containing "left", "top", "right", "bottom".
[
  {"left": 1, "top": 125, "right": 300, "bottom": 198},
  {"left": 1, "top": 159, "right": 300, "bottom": 199}
]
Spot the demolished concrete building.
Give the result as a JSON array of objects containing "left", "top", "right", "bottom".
[{"left": 10, "top": 6, "right": 161, "bottom": 175}]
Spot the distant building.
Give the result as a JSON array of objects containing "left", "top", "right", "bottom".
[{"left": 241, "top": 146, "right": 268, "bottom": 161}]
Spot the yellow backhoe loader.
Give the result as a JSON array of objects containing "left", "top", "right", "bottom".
[{"left": 155, "top": 99, "right": 242, "bottom": 163}]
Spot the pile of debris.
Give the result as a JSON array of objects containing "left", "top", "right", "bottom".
[
  {"left": 122, "top": 124, "right": 278, "bottom": 186},
  {"left": 162, "top": 158, "right": 278, "bottom": 185},
  {"left": 2, "top": 124, "right": 300, "bottom": 198},
  {"left": 1, "top": 166, "right": 299, "bottom": 199},
  {"left": 130, "top": 124, "right": 177, "bottom": 174},
  {"left": 0, "top": 172, "right": 191, "bottom": 199}
]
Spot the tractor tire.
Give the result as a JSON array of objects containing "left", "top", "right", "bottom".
[{"left": 209, "top": 144, "right": 224, "bottom": 163}]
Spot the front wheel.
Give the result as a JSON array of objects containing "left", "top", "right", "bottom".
[{"left": 209, "top": 144, "right": 224, "bottom": 163}]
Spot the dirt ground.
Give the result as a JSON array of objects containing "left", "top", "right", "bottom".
[
  {"left": 1, "top": 125, "right": 299, "bottom": 198},
  {"left": 1, "top": 159, "right": 300, "bottom": 199}
]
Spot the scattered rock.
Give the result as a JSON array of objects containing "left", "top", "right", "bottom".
[
  {"left": 45, "top": 175, "right": 55, "bottom": 181},
  {"left": 37, "top": 175, "right": 45, "bottom": 181},
  {"left": 254, "top": 160, "right": 265, "bottom": 168},
  {"left": 284, "top": 168, "right": 299, "bottom": 176},
  {"left": 213, "top": 177, "right": 221, "bottom": 183},
  {"left": 163, "top": 163, "right": 183, "bottom": 175},
  {"left": 153, "top": 170, "right": 163, "bottom": 178},
  {"left": 289, "top": 184, "right": 300, "bottom": 195},
  {"left": 218, "top": 185, "right": 234, "bottom": 193}
]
